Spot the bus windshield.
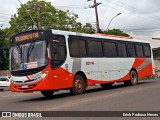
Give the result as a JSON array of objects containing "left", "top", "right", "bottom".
[{"left": 11, "top": 40, "right": 48, "bottom": 71}]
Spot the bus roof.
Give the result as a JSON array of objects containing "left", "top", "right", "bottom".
[
  {"left": 95, "top": 33, "right": 133, "bottom": 39},
  {"left": 51, "top": 29, "right": 150, "bottom": 44}
]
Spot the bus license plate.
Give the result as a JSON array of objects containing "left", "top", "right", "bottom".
[{"left": 22, "top": 85, "right": 28, "bottom": 88}]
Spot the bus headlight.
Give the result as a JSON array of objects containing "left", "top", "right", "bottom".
[
  {"left": 36, "top": 71, "right": 48, "bottom": 81},
  {"left": 41, "top": 71, "right": 48, "bottom": 79}
]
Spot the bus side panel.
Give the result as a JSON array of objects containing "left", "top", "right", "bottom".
[
  {"left": 81, "top": 58, "right": 135, "bottom": 84},
  {"left": 133, "top": 58, "right": 153, "bottom": 79},
  {"left": 137, "top": 63, "right": 153, "bottom": 78},
  {"left": 49, "top": 67, "right": 73, "bottom": 90},
  {"left": 132, "top": 58, "right": 146, "bottom": 70},
  {"left": 118, "top": 58, "right": 135, "bottom": 81},
  {"left": 81, "top": 57, "right": 153, "bottom": 85}
]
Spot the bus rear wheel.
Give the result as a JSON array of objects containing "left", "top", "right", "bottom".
[
  {"left": 70, "top": 75, "right": 85, "bottom": 95},
  {"left": 124, "top": 70, "right": 138, "bottom": 86},
  {"left": 41, "top": 90, "right": 54, "bottom": 98}
]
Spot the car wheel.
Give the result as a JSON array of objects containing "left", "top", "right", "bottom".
[{"left": 0, "top": 89, "right": 4, "bottom": 91}]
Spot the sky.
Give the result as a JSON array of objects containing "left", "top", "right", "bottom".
[{"left": 0, "top": 0, "right": 160, "bottom": 47}]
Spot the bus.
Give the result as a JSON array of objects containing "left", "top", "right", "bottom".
[{"left": 10, "top": 29, "right": 154, "bottom": 97}]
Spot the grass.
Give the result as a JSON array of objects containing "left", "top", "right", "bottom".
[{"left": 139, "top": 74, "right": 160, "bottom": 81}]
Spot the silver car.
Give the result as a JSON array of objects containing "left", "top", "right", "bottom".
[{"left": 0, "top": 76, "right": 10, "bottom": 91}]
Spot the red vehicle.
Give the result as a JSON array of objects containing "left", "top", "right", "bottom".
[{"left": 10, "top": 29, "right": 154, "bottom": 97}]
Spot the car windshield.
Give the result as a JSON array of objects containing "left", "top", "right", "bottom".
[
  {"left": 11, "top": 40, "right": 48, "bottom": 71},
  {"left": 0, "top": 77, "right": 9, "bottom": 82}
]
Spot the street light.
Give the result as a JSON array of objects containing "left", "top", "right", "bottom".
[{"left": 106, "top": 13, "right": 121, "bottom": 31}]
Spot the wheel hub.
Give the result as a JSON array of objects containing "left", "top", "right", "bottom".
[
  {"left": 131, "top": 72, "right": 137, "bottom": 83},
  {"left": 75, "top": 79, "right": 82, "bottom": 91}
]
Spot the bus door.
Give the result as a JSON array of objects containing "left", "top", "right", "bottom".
[{"left": 49, "top": 35, "right": 68, "bottom": 89}]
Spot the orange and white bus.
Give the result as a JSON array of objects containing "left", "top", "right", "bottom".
[{"left": 10, "top": 29, "right": 154, "bottom": 97}]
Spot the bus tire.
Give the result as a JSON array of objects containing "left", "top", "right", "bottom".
[
  {"left": 100, "top": 83, "right": 113, "bottom": 89},
  {"left": 70, "top": 75, "right": 85, "bottom": 95},
  {"left": 0, "top": 89, "right": 4, "bottom": 91},
  {"left": 124, "top": 70, "right": 138, "bottom": 86},
  {"left": 41, "top": 90, "right": 54, "bottom": 98}
]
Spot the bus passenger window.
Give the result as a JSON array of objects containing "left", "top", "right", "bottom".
[
  {"left": 103, "top": 42, "right": 117, "bottom": 57},
  {"left": 69, "top": 39, "right": 87, "bottom": 57},
  {"left": 88, "top": 40, "right": 103, "bottom": 57},
  {"left": 143, "top": 45, "right": 151, "bottom": 57},
  {"left": 117, "top": 43, "right": 127, "bottom": 57},
  {"left": 127, "top": 44, "right": 136, "bottom": 57},
  {"left": 136, "top": 44, "right": 144, "bottom": 57}
]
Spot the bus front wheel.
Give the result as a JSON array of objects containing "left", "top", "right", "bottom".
[
  {"left": 70, "top": 75, "right": 85, "bottom": 95},
  {"left": 41, "top": 90, "right": 54, "bottom": 98}
]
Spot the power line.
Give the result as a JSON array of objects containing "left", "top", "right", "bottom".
[
  {"left": 51, "top": 3, "right": 91, "bottom": 9},
  {"left": 105, "top": 0, "right": 160, "bottom": 24},
  {"left": 108, "top": 0, "right": 160, "bottom": 21},
  {"left": 102, "top": 3, "right": 160, "bottom": 30},
  {"left": 17, "top": 0, "right": 37, "bottom": 29},
  {"left": 56, "top": 6, "right": 86, "bottom": 9}
]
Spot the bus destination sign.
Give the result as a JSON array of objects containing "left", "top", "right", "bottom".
[{"left": 15, "top": 32, "right": 39, "bottom": 42}]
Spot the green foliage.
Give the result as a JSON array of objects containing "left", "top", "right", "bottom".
[
  {"left": 0, "top": 29, "right": 9, "bottom": 70},
  {"left": 82, "top": 23, "right": 95, "bottom": 34},
  {"left": 9, "top": 0, "right": 95, "bottom": 35},
  {"left": 103, "top": 29, "right": 130, "bottom": 37},
  {"left": 4, "top": 0, "right": 132, "bottom": 70},
  {"left": 155, "top": 57, "right": 160, "bottom": 61},
  {"left": 3, "top": 0, "right": 96, "bottom": 70}
]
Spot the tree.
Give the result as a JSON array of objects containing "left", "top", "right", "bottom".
[
  {"left": 9, "top": 0, "right": 95, "bottom": 35},
  {"left": 0, "top": 28, "right": 9, "bottom": 70},
  {"left": 103, "top": 29, "right": 130, "bottom": 37},
  {"left": 82, "top": 23, "right": 95, "bottom": 34}
]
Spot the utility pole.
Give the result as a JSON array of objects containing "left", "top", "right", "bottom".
[
  {"left": 30, "top": 1, "right": 43, "bottom": 29},
  {"left": 36, "top": 6, "right": 42, "bottom": 29},
  {"left": 94, "top": 0, "right": 100, "bottom": 33},
  {"left": 88, "top": 0, "right": 102, "bottom": 33}
]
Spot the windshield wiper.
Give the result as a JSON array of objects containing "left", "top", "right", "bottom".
[{"left": 27, "top": 41, "right": 35, "bottom": 62}]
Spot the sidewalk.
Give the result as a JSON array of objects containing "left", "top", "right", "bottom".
[{"left": 154, "top": 60, "right": 160, "bottom": 76}]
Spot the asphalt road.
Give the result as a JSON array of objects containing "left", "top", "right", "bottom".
[{"left": 0, "top": 79, "right": 160, "bottom": 119}]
